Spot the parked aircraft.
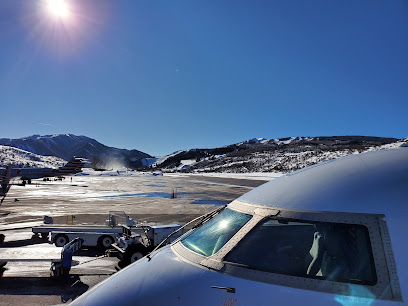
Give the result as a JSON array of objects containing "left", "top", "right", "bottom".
[
  {"left": 0, "top": 165, "right": 12, "bottom": 203},
  {"left": 72, "top": 148, "right": 408, "bottom": 305},
  {"left": 0, "top": 157, "right": 86, "bottom": 203},
  {"left": 2, "top": 157, "right": 87, "bottom": 181}
]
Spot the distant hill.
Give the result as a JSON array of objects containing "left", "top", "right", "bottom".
[
  {"left": 149, "top": 136, "right": 406, "bottom": 174},
  {"left": 0, "top": 145, "right": 66, "bottom": 168},
  {"left": 0, "top": 134, "right": 152, "bottom": 169},
  {"left": 1, "top": 134, "right": 406, "bottom": 173}
]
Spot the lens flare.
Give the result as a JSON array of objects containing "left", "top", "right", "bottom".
[
  {"left": 47, "top": 0, "right": 70, "bottom": 18},
  {"left": 19, "top": 0, "right": 108, "bottom": 57}
]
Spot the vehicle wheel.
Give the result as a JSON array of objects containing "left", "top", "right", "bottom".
[
  {"left": 124, "top": 245, "right": 147, "bottom": 265},
  {"left": 99, "top": 236, "right": 114, "bottom": 249},
  {"left": 130, "top": 251, "right": 144, "bottom": 263},
  {"left": 54, "top": 234, "right": 69, "bottom": 247}
]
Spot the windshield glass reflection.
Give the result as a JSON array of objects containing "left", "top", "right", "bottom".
[{"left": 181, "top": 209, "right": 251, "bottom": 256}]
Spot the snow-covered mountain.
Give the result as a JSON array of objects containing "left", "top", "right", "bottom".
[
  {"left": 1, "top": 134, "right": 406, "bottom": 174},
  {"left": 0, "top": 134, "right": 152, "bottom": 169},
  {"left": 0, "top": 145, "right": 66, "bottom": 168},
  {"left": 149, "top": 136, "right": 407, "bottom": 174}
]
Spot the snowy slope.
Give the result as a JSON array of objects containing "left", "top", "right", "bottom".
[
  {"left": 1, "top": 135, "right": 406, "bottom": 174},
  {"left": 0, "top": 145, "right": 66, "bottom": 168},
  {"left": 152, "top": 136, "right": 406, "bottom": 174},
  {"left": 365, "top": 137, "right": 408, "bottom": 151},
  {"left": 0, "top": 134, "right": 151, "bottom": 169}
]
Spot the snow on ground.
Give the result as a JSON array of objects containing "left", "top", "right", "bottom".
[
  {"left": 77, "top": 168, "right": 163, "bottom": 177},
  {"left": 166, "top": 172, "right": 283, "bottom": 181},
  {"left": 365, "top": 137, "right": 408, "bottom": 151},
  {"left": 78, "top": 168, "right": 280, "bottom": 181}
]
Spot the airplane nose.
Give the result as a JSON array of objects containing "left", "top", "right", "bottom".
[{"left": 70, "top": 246, "right": 213, "bottom": 305}]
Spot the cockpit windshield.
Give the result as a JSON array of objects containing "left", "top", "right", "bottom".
[
  {"left": 224, "top": 218, "right": 377, "bottom": 285},
  {"left": 181, "top": 208, "right": 252, "bottom": 257}
]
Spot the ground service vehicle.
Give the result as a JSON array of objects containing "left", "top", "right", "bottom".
[
  {"left": 112, "top": 224, "right": 182, "bottom": 265},
  {"left": 32, "top": 211, "right": 136, "bottom": 248}
]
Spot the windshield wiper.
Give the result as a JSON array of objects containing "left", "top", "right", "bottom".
[
  {"left": 191, "top": 205, "right": 227, "bottom": 230},
  {"left": 147, "top": 205, "right": 227, "bottom": 261}
]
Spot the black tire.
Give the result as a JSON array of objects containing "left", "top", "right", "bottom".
[
  {"left": 54, "top": 234, "right": 69, "bottom": 247},
  {"left": 123, "top": 245, "right": 147, "bottom": 265},
  {"left": 99, "top": 235, "right": 114, "bottom": 249}
]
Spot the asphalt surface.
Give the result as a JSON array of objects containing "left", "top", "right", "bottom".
[{"left": 0, "top": 173, "right": 266, "bottom": 305}]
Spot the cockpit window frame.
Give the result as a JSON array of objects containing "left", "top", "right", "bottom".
[
  {"left": 223, "top": 216, "right": 378, "bottom": 286},
  {"left": 172, "top": 201, "right": 402, "bottom": 302}
]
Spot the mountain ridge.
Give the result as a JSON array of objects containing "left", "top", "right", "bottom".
[
  {"left": 0, "top": 134, "right": 406, "bottom": 173},
  {"left": 0, "top": 134, "right": 152, "bottom": 169},
  {"left": 149, "top": 135, "right": 406, "bottom": 173}
]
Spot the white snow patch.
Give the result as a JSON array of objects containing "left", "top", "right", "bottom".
[
  {"left": 0, "top": 145, "right": 65, "bottom": 168},
  {"left": 166, "top": 172, "right": 283, "bottom": 181},
  {"left": 77, "top": 168, "right": 161, "bottom": 177},
  {"left": 176, "top": 159, "right": 197, "bottom": 170},
  {"left": 365, "top": 137, "right": 408, "bottom": 151}
]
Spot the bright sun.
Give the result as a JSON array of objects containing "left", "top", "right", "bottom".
[{"left": 47, "top": 0, "right": 70, "bottom": 18}]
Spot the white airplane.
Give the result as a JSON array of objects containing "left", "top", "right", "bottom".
[
  {"left": 72, "top": 148, "right": 408, "bottom": 305},
  {"left": 0, "top": 157, "right": 87, "bottom": 203}
]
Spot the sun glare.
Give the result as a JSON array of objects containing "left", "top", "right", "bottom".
[
  {"left": 29, "top": 0, "right": 106, "bottom": 57},
  {"left": 47, "top": 0, "right": 70, "bottom": 18}
]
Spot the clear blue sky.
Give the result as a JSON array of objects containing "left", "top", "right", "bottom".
[{"left": 1, "top": 0, "right": 407, "bottom": 156}]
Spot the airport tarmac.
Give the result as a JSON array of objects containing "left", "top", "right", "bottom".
[{"left": 0, "top": 173, "right": 267, "bottom": 305}]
